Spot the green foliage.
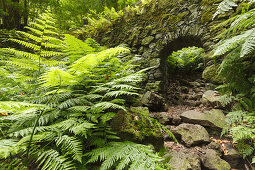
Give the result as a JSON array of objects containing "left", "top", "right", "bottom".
[
  {"left": 0, "top": 33, "right": 168, "bottom": 169},
  {"left": 167, "top": 46, "right": 204, "bottom": 73},
  {"left": 213, "top": 1, "right": 255, "bottom": 164},
  {"left": 86, "top": 141, "right": 164, "bottom": 170}
]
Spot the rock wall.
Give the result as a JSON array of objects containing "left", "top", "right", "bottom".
[{"left": 80, "top": 0, "right": 234, "bottom": 95}]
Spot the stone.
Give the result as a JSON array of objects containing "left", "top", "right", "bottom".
[
  {"left": 145, "top": 81, "right": 161, "bottom": 92},
  {"left": 201, "top": 149, "right": 231, "bottom": 170},
  {"left": 172, "top": 123, "right": 210, "bottom": 147},
  {"left": 222, "top": 148, "right": 243, "bottom": 169},
  {"left": 149, "top": 112, "right": 171, "bottom": 125},
  {"left": 141, "top": 91, "right": 168, "bottom": 112},
  {"left": 207, "top": 141, "right": 222, "bottom": 155},
  {"left": 201, "top": 90, "right": 222, "bottom": 107},
  {"left": 181, "top": 109, "right": 227, "bottom": 130},
  {"left": 202, "top": 64, "right": 222, "bottom": 83},
  {"left": 164, "top": 150, "right": 201, "bottom": 170},
  {"left": 110, "top": 108, "right": 164, "bottom": 151},
  {"left": 141, "top": 36, "right": 154, "bottom": 46}
]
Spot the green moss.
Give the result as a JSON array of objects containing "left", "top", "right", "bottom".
[
  {"left": 110, "top": 107, "right": 164, "bottom": 150},
  {"left": 201, "top": 6, "right": 217, "bottom": 24}
]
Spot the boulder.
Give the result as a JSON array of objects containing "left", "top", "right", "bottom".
[
  {"left": 201, "top": 149, "right": 231, "bottom": 170},
  {"left": 149, "top": 112, "right": 172, "bottom": 125},
  {"left": 202, "top": 64, "right": 222, "bottom": 83},
  {"left": 201, "top": 90, "right": 226, "bottom": 108},
  {"left": 164, "top": 150, "right": 201, "bottom": 170},
  {"left": 141, "top": 91, "right": 168, "bottom": 112},
  {"left": 141, "top": 36, "right": 154, "bottom": 46},
  {"left": 222, "top": 148, "right": 243, "bottom": 169},
  {"left": 110, "top": 107, "right": 164, "bottom": 151},
  {"left": 172, "top": 123, "right": 210, "bottom": 147},
  {"left": 181, "top": 109, "right": 227, "bottom": 130}
]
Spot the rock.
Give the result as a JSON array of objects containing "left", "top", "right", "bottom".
[
  {"left": 201, "top": 149, "right": 231, "bottom": 170},
  {"left": 149, "top": 112, "right": 172, "bottom": 125},
  {"left": 202, "top": 64, "right": 222, "bottom": 83},
  {"left": 189, "top": 81, "right": 201, "bottom": 87},
  {"left": 201, "top": 90, "right": 220, "bottom": 107},
  {"left": 141, "top": 36, "right": 154, "bottom": 46},
  {"left": 164, "top": 150, "right": 201, "bottom": 170},
  {"left": 222, "top": 148, "right": 243, "bottom": 169},
  {"left": 181, "top": 109, "right": 227, "bottom": 130},
  {"left": 207, "top": 141, "right": 222, "bottom": 155},
  {"left": 172, "top": 123, "right": 210, "bottom": 147},
  {"left": 110, "top": 108, "right": 164, "bottom": 151},
  {"left": 141, "top": 91, "right": 168, "bottom": 112}
]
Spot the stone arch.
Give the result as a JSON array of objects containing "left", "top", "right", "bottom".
[
  {"left": 157, "top": 35, "right": 204, "bottom": 95},
  {"left": 83, "top": 0, "right": 229, "bottom": 96}
]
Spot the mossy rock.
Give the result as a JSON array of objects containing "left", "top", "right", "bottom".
[
  {"left": 110, "top": 107, "right": 164, "bottom": 151},
  {"left": 141, "top": 36, "right": 154, "bottom": 46},
  {"left": 202, "top": 64, "right": 223, "bottom": 83}
]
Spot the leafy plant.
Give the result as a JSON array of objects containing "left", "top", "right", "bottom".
[
  {"left": 167, "top": 46, "right": 204, "bottom": 73},
  {"left": 213, "top": 1, "right": 255, "bottom": 165}
]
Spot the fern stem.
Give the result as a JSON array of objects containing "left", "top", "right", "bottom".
[{"left": 25, "top": 74, "right": 62, "bottom": 165}]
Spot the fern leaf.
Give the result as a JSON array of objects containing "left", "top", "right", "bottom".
[
  {"left": 213, "top": 29, "right": 253, "bottom": 57},
  {"left": 92, "top": 102, "right": 126, "bottom": 112},
  {"left": 104, "top": 90, "right": 139, "bottom": 98},
  {"left": 40, "top": 68, "right": 77, "bottom": 87},
  {"left": 87, "top": 141, "right": 163, "bottom": 170},
  {"left": 16, "top": 31, "right": 42, "bottom": 43},
  {"left": 3, "top": 48, "right": 40, "bottom": 60},
  {"left": 55, "top": 135, "right": 83, "bottom": 162},
  {"left": 10, "top": 39, "right": 41, "bottom": 51},
  {"left": 240, "top": 28, "right": 255, "bottom": 57},
  {"left": 213, "top": 0, "right": 238, "bottom": 20},
  {"left": 37, "top": 149, "right": 75, "bottom": 170}
]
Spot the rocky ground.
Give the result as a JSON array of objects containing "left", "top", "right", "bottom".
[{"left": 149, "top": 72, "right": 248, "bottom": 170}]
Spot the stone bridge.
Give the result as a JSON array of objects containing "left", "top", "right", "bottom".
[{"left": 81, "top": 0, "right": 230, "bottom": 95}]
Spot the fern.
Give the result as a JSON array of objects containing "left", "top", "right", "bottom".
[
  {"left": 86, "top": 141, "right": 164, "bottom": 170},
  {"left": 55, "top": 135, "right": 83, "bottom": 162},
  {"left": 37, "top": 149, "right": 75, "bottom": 170},
  {"left": 213, "top": 0, "right": 238, "bottom": 20}
]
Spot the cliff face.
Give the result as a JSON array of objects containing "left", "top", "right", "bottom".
[{"left": 79, "top": 0, "right": 232, "bottom": 95}]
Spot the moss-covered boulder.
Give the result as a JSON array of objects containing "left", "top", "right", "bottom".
[
  {"left": 164, "top": 150, "right": 201, "bottom": 170},
  {"left": 202, "top": 64, "right": 222, "bottom": 83},
  {"left": 201, "top": 149, "right": 231, "bottom": 170},
  {"left": 181, "top": 109, "right": 227, "bottom": 130},
  {"left": 110, "top": 107, "right": 164, "bottom": 151},
  {"left": 173, "top": 123, "right": 210, "bottom": 147}
]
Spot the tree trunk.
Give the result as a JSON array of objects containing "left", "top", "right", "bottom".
[{"left": 23, "top": 0, "right": 28, "bottom": 27}]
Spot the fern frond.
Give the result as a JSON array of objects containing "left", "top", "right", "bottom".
[
  {"left": 104, "top": 90, "right": 139, "bottom": 98},
  {"left": 55, "top": 135, "right": 83, "bottom": 162},
  {"left": 3, "top": 48, "right": 39, "bottom": 60},
  {"left": 3, "top": 57, "right": 39, "bottom": 70},
  {"left": 112, "top": 84, "right": 140, "bottom": 90},
  {"left": 41, "top": 42, "right": 63, "bottom": 49},
  {"left": 70, "top": 121, "right": 95, "bottom": 136},
  {"left": 240, "top": 28, "right": 255, "bottom": 57},
  {"left": 92, "top": 102, "right": 126, "bottom": 112},
  {"left": 58, "top": 98, "right": 89, "bottom": 110},
  {"left": 0, "top": 139, "right": 18, "bottom": 159},
  {"left": 37, "top": 149, "right": 75, "bottom": 170},
  {"left": 40, "top": 50, "right": 64, "bottom": 57},
  {"left": 9, "top": 39, "right": 41, "bottom": 51},
  {"left": 40, "top": 68, "right": 77, "bottom": 87},
  {"left": 69, "top": 47, "right": 130, "bottom": 74},
  {"left": 213, "top": 29, "right": 253, "bottom": 57},
  {"left": 87, "top": 141, "right": 163, "bottom": 170},
  {"left": 24, "top": 26, "right": 43, "bottom": 36},
  {"left": 213, "top": 0, "right": 238, "bottom": 20},
  {"left": 16, "top": 31, "right": 42, "bottom": 43}
]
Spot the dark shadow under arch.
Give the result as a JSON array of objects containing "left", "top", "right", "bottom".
[{"left": 159, "top": 36, "right": 204, "bottom": 96}]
